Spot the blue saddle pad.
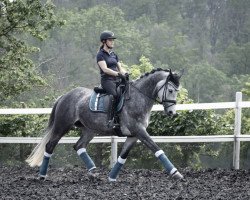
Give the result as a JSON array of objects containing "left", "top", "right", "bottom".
[{"left": 89, "top": 91, "right": 124, "bottom": 113}]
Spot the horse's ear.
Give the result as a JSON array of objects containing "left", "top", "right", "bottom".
[
  {"left": 169, "top": 69, "right": 173, "bottom": 75},
  {"left": 178, "top": 69, "right": 185, "bottom": 78}
]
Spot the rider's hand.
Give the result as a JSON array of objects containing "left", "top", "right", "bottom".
[
  {"left": 124, "top": 73, "right": 129, "bottom": 80},
  {"left": 118, "top": 73, "right": 126, "bottom": 81}
]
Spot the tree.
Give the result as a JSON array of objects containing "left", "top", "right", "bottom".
[
  {"left": 145, "top": 86, "right": 233, "bottom": 168},
  {"left": 183, "top": 62, "right": 231, "bottom": 102},
  {"left": 0, "top": 0, "right": 63, "bottom": 102},
  {"left": 218, "top": 42, "right": 250, "bottom": 76},
  {"left": 128, "top": 55, "right": 154, "bottom": 79},
  {"left": 242, "top": 78, "right": 250, "bottom": 98},
  {"left": 33, "top": 5, "right": 151, "bottom": 93},
  {"left": 65, "top": 5, "right": 151, "bottom": 64}
]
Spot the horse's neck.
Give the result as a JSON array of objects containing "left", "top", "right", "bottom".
[
  {"left": 135, "top": 73, "right": 164, "bottom": 99},
  {"left": 131, "top": 73, "right": 165, "bottom": 111}
]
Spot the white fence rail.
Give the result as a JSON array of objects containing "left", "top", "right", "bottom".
[{"left": 1, "top": 92, "right": 250, "bottom": 168}]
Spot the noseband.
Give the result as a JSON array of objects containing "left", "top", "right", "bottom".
[{"left": 155, "top": 76, "right": 178, "bottom": 109}]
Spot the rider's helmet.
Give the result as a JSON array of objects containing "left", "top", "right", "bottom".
[{"left": 100, "top": 31, "right": 116, "bottom": 42}]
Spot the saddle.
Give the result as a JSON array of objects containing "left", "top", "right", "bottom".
[
  {"left": 89, "top": 86, "right": 125, "bottom": 113},
  {"left": 89, "top": 79, "right": 129, "bottom": 136}
]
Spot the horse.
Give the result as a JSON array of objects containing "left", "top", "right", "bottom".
[{"left": 26, "top": 68, "right": 183, "bottom": 181}]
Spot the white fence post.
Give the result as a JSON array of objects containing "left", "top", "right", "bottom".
[
  {"left": 233, "top": 92, "right": 242, "bottom": 169},
  {"left": 110, "top": 136, "right": 118, "bottom": 168}
]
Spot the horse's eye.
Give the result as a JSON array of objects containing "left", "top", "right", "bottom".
[{"left": 169, "top": 89, "right": 173, "bottom": 93}]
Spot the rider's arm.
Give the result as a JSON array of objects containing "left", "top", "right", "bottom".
[
  {"left": 117, "top": 62, "right": 126, "bottom": 74},
  {"left": 98, "top": 60, "right": 119, "bottom": 77}
]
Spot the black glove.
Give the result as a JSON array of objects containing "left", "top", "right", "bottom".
[
  {"left": 118, "top": 73, "right": 126, "bottom": 81},
  {"left": 124, "top": 73, "right": 129, "bottom": 80}
]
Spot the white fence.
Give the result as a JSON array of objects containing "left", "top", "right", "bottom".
[{"left": 0, "top": 92, "right": 250, "bottom": 169}]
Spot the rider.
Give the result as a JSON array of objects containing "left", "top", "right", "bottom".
[{"left": 96, "top": 30, "right": 127, "bottom": 128}]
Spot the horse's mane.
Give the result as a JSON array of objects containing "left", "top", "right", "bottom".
[
  {"left": 135, "top": 68, "right": 180, "bottom": 87},
  {"left": 138, "top": 68, "right": 169, "bottom": 79}
]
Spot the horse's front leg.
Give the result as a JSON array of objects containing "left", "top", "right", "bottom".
[
  {"left": 134, "top": 125, "right": 183, "bottom": 179},
  {"left": 109, "top": 136, "right": 138, "bottom": 181}
]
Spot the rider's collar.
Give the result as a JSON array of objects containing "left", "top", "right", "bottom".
[{"left": 101, "top": 48, "right": 113, "bottom": 55}]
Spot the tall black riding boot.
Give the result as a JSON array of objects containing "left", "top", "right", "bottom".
[{"left": 107, "top": 96, "right": 119, "bottom": 128}]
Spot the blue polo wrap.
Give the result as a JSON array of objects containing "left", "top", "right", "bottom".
[
  {"left": 77, "top": 148, "right": 96, "bottom": 171},
  {"left": 39, "top": 152, "right": 52, "bottom": 177},
  {"left": 109, "top": 156, "right": 126, "bottom": 181}
]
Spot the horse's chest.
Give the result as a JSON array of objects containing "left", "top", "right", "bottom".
[{"left": 135, "top": 114, "right": 150, "bottom": 127}]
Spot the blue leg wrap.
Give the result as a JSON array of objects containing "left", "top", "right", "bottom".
[
  {"left": 158, "top": 153, "right": 174, "bottom": 173},
  {"left": 109, "top": 156, "right": 126, "bottom": 181},
  {"left": 109, "top": 162, "right": 123, "bottom": 180},
  {"left": 156, "top": 150, "right": 183, "bottom": 179},
  {"left": 77, "top": 148, "right": 96, "bottom": 171},
  {"left": 39, "top": 154, "right": 51, "bottom": 177},
  {"left": 155, "top": 150, "right": 174, "bottom": 173}
]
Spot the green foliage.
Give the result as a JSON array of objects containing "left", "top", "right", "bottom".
[
  {"left": 0, "top": 99, "right": 55, "bottom": 137},
  {"left": 0, "top": 114, "right": 48, "bottom": 137},
  {"left": 148, "top": 22, "right": 194, "bottom": 70},
  {"left": 212, "top": 108, "right": 250, "bottom": 168},
  {"left": 0, "top": 0, "right": 63, "bottom": 101},
  {"left": 242, "top": 76, "right": 250, "bottom": 101},
  {"left": 0, "top": 1, "right": 250, "bottom": 168},
  {"left": 218, "top": 42, "right": 250, "bottom": 75},
  {"left": 16, "top": 1, "right": 250, "bottom": 103},
  {"left": 128, "top": 55, "right": 154, "bottom": 79},
  {"left": 145, "top": 88, "right": 233, "bottom": 168},
  {"left": 183, "top": 62, "right": 231, "bottom": 102},
  {"left": 64, "top": 5, "right": 151, "bottom": 64},
  {"left": 31, "top": 5, "right": 151, "bottom": 95},
  {"left": 241, "top": 77, "right": 250, "bottom": 135}
]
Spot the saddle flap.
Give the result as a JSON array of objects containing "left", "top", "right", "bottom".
[{"left": 89, "top": 91, "right": 124, "bottom": 113}]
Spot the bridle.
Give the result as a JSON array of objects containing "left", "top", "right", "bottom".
[
  {"left": 130, "top": 75, "right": 179, "bottom": 109},
  {"left": 155, "top": 77, "right": 179, "bottom": 109}
]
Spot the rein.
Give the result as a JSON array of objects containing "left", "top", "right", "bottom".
[{"left": 130, "top": 75, "right": 178, "bottom": 108}]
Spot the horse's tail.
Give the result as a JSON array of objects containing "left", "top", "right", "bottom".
[{"left": 26, "top": 96, "right": 62, "bottom": 167}]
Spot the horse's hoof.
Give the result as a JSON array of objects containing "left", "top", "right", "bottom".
[
  {"left": 180, "top": 178, "right": 187, "bottom": 182},
  {"left": 108, "top": 177, "right": 116, "bottom": 182},
  {"left": 171, "top": 171, "right": 184, "bottom": 180},
  {"left": 87, "top": 169, "right": 99, "bottom": 180},
  {"left": 38, "top": 175, "right": 46, "bottom": 181}
]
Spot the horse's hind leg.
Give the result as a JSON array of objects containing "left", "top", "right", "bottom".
[
  {"left": 39, "top": 124, "right": 72, "bottom": 178},
  {"left": 109, "top": 136, "right": 138, "bottom": 181},
  {"left": 73, "top": 127, "right": 96, "bottom": 175}
]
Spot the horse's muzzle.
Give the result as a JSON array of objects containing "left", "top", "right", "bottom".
[
  {"left": 167, "top": 110, "right": 173, "bottom": 116},
  {"left": 167, "top": 110, "right": 175, "bottom": 117},
  {"left": 164, "top": 109, "right": 176, "bottom": 117}
]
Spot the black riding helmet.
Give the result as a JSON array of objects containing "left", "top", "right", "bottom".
[{"left": 100, "top": 31, "right": 116, "bottom": 42}]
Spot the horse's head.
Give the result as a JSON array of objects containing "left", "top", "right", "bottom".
[{"left": 155, "top": 69, "right": 181, "bottom": 116}]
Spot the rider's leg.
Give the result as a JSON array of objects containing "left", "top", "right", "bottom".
[
  {"left": 107, "top": 95, "right": 119, "bottom": 127},
  {"left": 101, "top": 79, "right": 119, "bottom": 127}
]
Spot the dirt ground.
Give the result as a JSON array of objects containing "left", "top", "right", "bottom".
[{"left": 0, "top": 165, "right": 249, "bottom": 200}]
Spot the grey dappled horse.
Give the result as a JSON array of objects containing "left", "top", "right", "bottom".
[{"left": 26, "top": 68, "right": 183, "bottom": 181}]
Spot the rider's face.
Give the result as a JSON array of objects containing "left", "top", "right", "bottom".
[{"left": 106, "top": 39, "right": 115, "bottom": 48}]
